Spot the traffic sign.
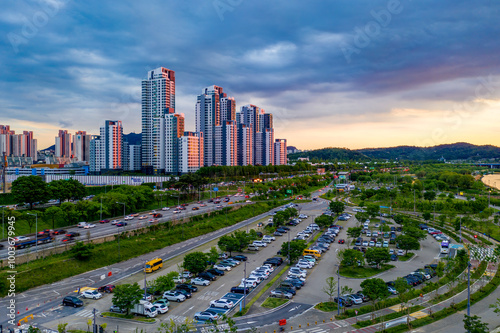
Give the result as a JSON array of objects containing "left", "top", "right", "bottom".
[
  {"left": 213, "top": 187, "right": 219, "bottom": 192},
  {"left": 286, "top": 190, "right": 292, "bottom": 194}
]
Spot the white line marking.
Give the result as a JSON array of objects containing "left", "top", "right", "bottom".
[
  {"left": 216, "top": 284, "right": 225, "bottom": 290},
  {"left": 182, "top": 306, "right": 194, "bottom": 315}
]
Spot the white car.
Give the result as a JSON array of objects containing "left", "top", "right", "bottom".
[
  {"left": 153, "top": 303, "right": 169, "bottom": 314},
  {"left": 111, "top": 219, "right": 121, "bottom": 225},
  {"left": 81, "top": 290, "right": 102, "bottom": 299},
  {"left": 138, "top": 215, "right": 147, "bottom": 220},
  {"left": 252, "top": 241, "right": 267, "bottom": 247},
  {"left": 210, "top": 299, "right": 234, "bottom": 309},
  {"left": 13, "top": 236, "right": 30, "bottom": 242},
  {"left": 124, "top": 216, "right": 134, "bottom": 221},
  {"left": 397, "top": 250, "right": 405, "bottom": 256},
  {"left": 162, "top": 207, "right": 170, "bottom": 211},
  {"left": 263, "top": 235, "right": 276, "bottom": 241},
  {"left": 173, "top": 275, "right": 187, "bottom": 284},
  {"left": 375, "top": 241, "right": 382, "bottom": 247},
  {"left": 214, "top": 264, "right": 232, "bottom": 271},
  {"left": 369, "top": 241, "right": 375, "bottom": 247},
  {"left": 191, "top": 277, "right": 210, "bottom": 286},
  {"left": 296, "top": 262, "right": 312, "bottom": 269},
  {"left": 249, "top": 273, "right": 267, "bottom": 281},
  {"left": 298, "top": 259, "right": 314, "bottom": 266},
  {"left": 83, "top": 223, "right": 96, "bottom": 229},
  {"left": 162, "top": 291, "right": 186, "bottom": 302}
]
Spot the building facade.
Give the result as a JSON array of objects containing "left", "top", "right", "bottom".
[
  {"left": 55, "top": 130, "right": 72, "bottom": 158},
  {"left": 90, "top": 121, "right": 123, "bottom": 173},
  {"left": 73, "top": 131, "right": 91, "bottom": 163},
  {"left": 274, "top": 138, "right": 287, "bottom": 165},
  {"left": 141, "top": 67, "right": 176, "bottom": 174},
  {"left": 178, "top": 132, "right": 204, "bottom": 174}
]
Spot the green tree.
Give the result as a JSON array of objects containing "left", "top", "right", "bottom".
[
  {"left": 360, "top": 278, "right": 391, "bottom": 322},
  {"left": 365, "top": 247, "right": 391, "bottom": 268},
  {"left": 438, "top": 214, "right": 447, "bottom": 228},
  {"left": 280, "top": 240, "right": 307, "bottom": 263},
  {"left": 44, "top": 206, "right": 64, "bottom": 229},
  {"left": 329, "top": 201, "right": 345, "bottom": 215},
  {"left": 11, "top": 175, "right": 49, "bottom": 210},
  {"left": 158, "top": 318, "right": 195, "bottom": 333},
  {"left": 273, "top": 211, "right": 286, "bottom": 227},
  {"left": 489, "top": 297, "right": 500, "bottom": 315},
  {"left": 366, "top": 204, "right": 380, "bottom": 218},
  {"left": 314, "top": 214, "right": 333, "bottom": 229},
  {"left": 112, "top": 283, "right": 143, "bottom": 315},
  {"left": 463, "top": 314, "right": 489, "bottom": 333},
  {"left": 207, "top": 246, "right": 220, "bottom": 267},
  {"left": 183, "top": 252, "right": 208, "bottom": 275},
  {"left": 395, "top": 235, "right": 420, "bottom": 255},
  {"left": 393, "top": 214, "right": 405, "bottom": 225},
  {"left": 403, "top": 226, "right": 426, "bottom": 241},
  {"left": 347, "top": 227, "right": 362, "bottom": 239},
  {"left": 394, "top": 277, "right": 411, "bottom": 327},
  {"left": 218, "top": 235, "right": 239, "bottom": 256},
  {"left": 233, "top": 231, "right": 251, "bottom": 252},
  {"left": 340, "top": 249, "right": 364, "bottom": 267},
  {"left": 423, "top": 191, "right": 436, "bottom": 202},
  {"left": 422, "top": 211, "right": 432, "bottom": 222},
  {"left": 71, "top": 241, "right": 94, "bottom": 261},
  {"left": 435, "top": 261, "right": 446, "bottom": 296},
  {"left": 321, "top": 277, "right": 337, "bottom": 302},
  {"left": 148, "top": 272, "right": 177, "bottom": 295}
]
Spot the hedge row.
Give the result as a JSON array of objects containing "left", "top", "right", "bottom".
[{"left": 383, "top": 264, "right": 500, "bottom": 332}]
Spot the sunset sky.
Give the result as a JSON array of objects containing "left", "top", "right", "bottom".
[{"left": 1, "top": 0, "right": 499, "bottom": 150}]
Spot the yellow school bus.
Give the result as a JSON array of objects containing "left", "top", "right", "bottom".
[{"left": 144, "top": 257, "right": 163, "bottom": 273}]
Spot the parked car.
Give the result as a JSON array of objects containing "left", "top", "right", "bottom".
[
  {"left": 162, "top": 291, "right": 186, "bottom": 302},
  {"left": 174, "top": 289, "right": 192, "bottom": 299},
  {"left": 206, "top": 268, "right": 225, "bottom": 276},
  {"left": 176, "top": 284, "right": 198, "bottom": 292},
  {"left": 191, "top": 278, "right": 210, "bottom": 286},
  {"left": 62, "top": 296, "right": 83, "bottom": 307},
  {"left": 270, "top": 289, "right": 293, "bottom": 299},
  {"left": 210, "top": 299, "right": 234, "bottom": 309},
  {"left": 109, "top": 305, "right": 125, "bottom": 313},
  {"left": 97, "top": 285, "right": 115, "bottom": 293},
  {"left": 81, "top": 290, "right": 102, "bottom": 299},
  {"left": 194, "top": 310, "right": 219, "bottom": 322},
  {"left": 214, "top": 263, "right": 232, "bottom": 271},
  {"left": 198, "top": 271, "right": 217, "bottom": 281}
]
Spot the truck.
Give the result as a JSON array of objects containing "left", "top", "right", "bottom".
[
  {"left": 132, "top": 300, "right": 157, "bottom": 318},
  {"left": 14, "top": 235, "right": 55, "bottom": 249}
]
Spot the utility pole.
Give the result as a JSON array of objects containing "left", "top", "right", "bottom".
[
  {"left": 143, "top": 260, "right": 148, "bottom": 301},
  {"left": 337, "top": 264, "right": 340, "bottom": 315},
  {"left": 93, "top": 308, "right": 97, "bottom": 333}
]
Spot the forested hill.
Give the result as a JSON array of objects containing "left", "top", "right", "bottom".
[
  {"left": 289, "top": 148, "right": 371, "bottom": 161},
  {"left": 357, "top": 142, "right": 500, "bottom": 161},
  {"left": 289, "top": 143, "right": 500, "bottom": 162}
]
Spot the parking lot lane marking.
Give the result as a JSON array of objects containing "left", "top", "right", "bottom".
[
  {"left": 53, "top": 290, "right": 60, "bottom": 295},
  {"left": 182, "top": 306, "right": 194, "bottom": 315},
  {"left": 216, "top": 284, "right": 225, "bottom": 290},
  {"left": 246, "top": 321, "right": 256, "bottom": 324}
]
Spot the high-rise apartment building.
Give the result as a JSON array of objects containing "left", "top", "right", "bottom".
[
  {"left": 123, "top": 142, "right": 142, "bottom": 171},
  {"left": 161, "top": 113, "right": 184, "bottom": 174},
  {"left": 237, "top": 123, "right": 253, "bottom": 166},
  {"left": 55, "top": 130, "right": 72, "bottom": 158},
  {"left": 195, "top": 86, "right": 236, "bottom": 166},
  {"left": 141, "top": 67, "right": 176, "bottom": 174},
  {"left": 274, "top": 139, "right": 287, "bottom": 165},
  {"left": 215, "top": 120, "right": 237, "bottom": 166},
  {"left": 0, "top": 126, "right": 37, "bottom": 160},
  {"left": 178, "top": 132, "right": 204, "bottom": 174},
  {"left": 90, "top": 120, "right": 123, "bottom": 173},
  {"left": 73, "top": 131, "right": 91, "bottom": 162}
]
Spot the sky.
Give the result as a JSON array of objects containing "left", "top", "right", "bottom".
[{"left": 1, "top": 0, "right": 500, "bottom": 150}]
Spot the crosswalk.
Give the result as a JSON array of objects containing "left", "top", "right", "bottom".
[
  {"left": 75, "top": 309, "right": 99, "bottom": 318},
  {"left": 164, "top": 314, "right": 188, "bottom": 323},
  {"left": 287, "top": 320, "right": 349, "bottom": 333},
  {"left": 198, "top": 290, "right": 220, "bottom": 301}
]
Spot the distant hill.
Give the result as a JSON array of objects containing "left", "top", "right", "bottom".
[
  {"left": 289, "top": 147, "right": 370, "bottom": 162},
  {"left": 124, "top": 132, "right": 141, "bottom": 145},
  {"left": 357, "top": 142, "right": 500, "bottom": 161},
  {"left": 288, "top": 143, "right": 500, "bottom": 162}
]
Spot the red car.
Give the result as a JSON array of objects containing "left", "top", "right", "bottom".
[
  {"left": 338, "top": 239, "right": 345, "bottom": 244},
  {"left": 53, "top": 229, "right": 66, "bottom": 235},
  {"left": 98, "top": 285, "right": 115, "bottom": 293},
  {"left": 38, "top": 229, "right": 52, "bottom": 235},
  {"left": 99, "top": 219, "right": 110, "bottom": 223}
]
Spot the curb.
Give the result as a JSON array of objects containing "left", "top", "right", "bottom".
[{"left": 100, "top": 314, "right": 158, "bottom": 325}]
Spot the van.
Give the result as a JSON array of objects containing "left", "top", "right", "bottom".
[
  {"left": 144, "top": 257, "right": 163, "bottom": 273},
  {"left": 77, "top": 222, "right": 87, "bottom": 228},
  {"left": 302, "top": 249, "right": 321, "bottom": 258},
  {"left": 248, "top": 244, "right": 259, "bottom": 251}
]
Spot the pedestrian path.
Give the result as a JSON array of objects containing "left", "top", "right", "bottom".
[{"left": 74, "top": 309, "right": 99, "bottom": 318}]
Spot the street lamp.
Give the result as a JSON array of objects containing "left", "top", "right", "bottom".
[
  {"left": 27, "top": 213, "right": 38, "bottom": 255},
  {"left": 116, "top": 202, "right": 126, "bottom": 218},
  {"left": 336, "top": 264, "right": 340, "bottom": 315}
]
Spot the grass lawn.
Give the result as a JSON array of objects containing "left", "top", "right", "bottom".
[
  {"left": 339, "top": 264, "right": 395, "bottom": 278},
  {"left": 398, "top": 252, "right": 415, "bottom": 261},
  {"left": 315, "top": 301, "right": 338, "bottom": 312},
  {"left": 261, "top": 297, "right": 289, "bottom": 308},
  {"left": 101, "top": 312, "right": 155, "bottom": 323}
]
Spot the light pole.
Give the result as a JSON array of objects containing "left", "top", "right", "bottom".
[
  {"left": 116, "top": 202, "right": 126, "bottom": 218},
  {"left": 100, "top": 196, "right": 103, "bottom": 221},
  {"left": 336, "top": 264, "right": 340, "bottom": 315},
  {"left": 27, "top": 213, "right": 38, "bottom": 255},
  {"left": 243, "top": 260, "right": 247, "bottom": 308},
  {"left": 143, "top": 260, "right": 148, "bottom": 302}
]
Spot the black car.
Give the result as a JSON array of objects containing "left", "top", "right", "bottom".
[
  {"left": 274, "top": 231, "right": 283, "bottom": 236},
  {"left": 230, "top": 286, "right": 251, "bottom": 294},
  {"left": 176, "top": 284, "right": 198, "bottom": 293},
  {"left": 276, "top": 228, "right": 288, "bottom": 233},
  {"left": 256, "top": 232, "right": 263, "bottom": 237},
  {"left": 424, "top": 264, "right": 438, "bottom": 270},
  {"left": 231, "top": 255, "right": 247, "bottom": 261},
  {"left": 272, "top": 257, "right": 284, "bottom": 264},
  {"left": 53, "top": 229, "right": 66, "bottom": 235},
  {"left": 390, "top": 254, "right": 398, "bottom": 261},
  {"left": 174, "top": 288, "right": 192, "bottom": 298},
  {"left": 62, "top": 296, "right": 83, "bottom": 308},
  {"left": 284, "top": 278, "right": 304, "bottom": 288},
  {"left": 333, "top": 296, "right": 353, "bottom": 307},
  {"left": 280, "top": 281, "right": 299, "bottom": 290},
  {"left": 198, "top": 271, "right": 217, "bottom": 281},
  {"left": 404, "top": 275, "right": 419, "bottom": 286},
  {"left": 354, "top": 292, "right": 369, "bottom": 302},
  {"left": 207, "top": 268, "right": 225, "bottom": 276},
  {"left": 264, "top": 259, "right": 282, "bottom": 266},
  {"left": 276, "top": 286, "right": 296, "bottom": 295}
]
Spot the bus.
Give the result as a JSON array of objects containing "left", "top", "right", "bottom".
[
  {"left": 440, "top": 241, "right": 450, "bottom": 254},
  {"left": 144, "top": 257, "right": 163, "bottom": 273}
]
